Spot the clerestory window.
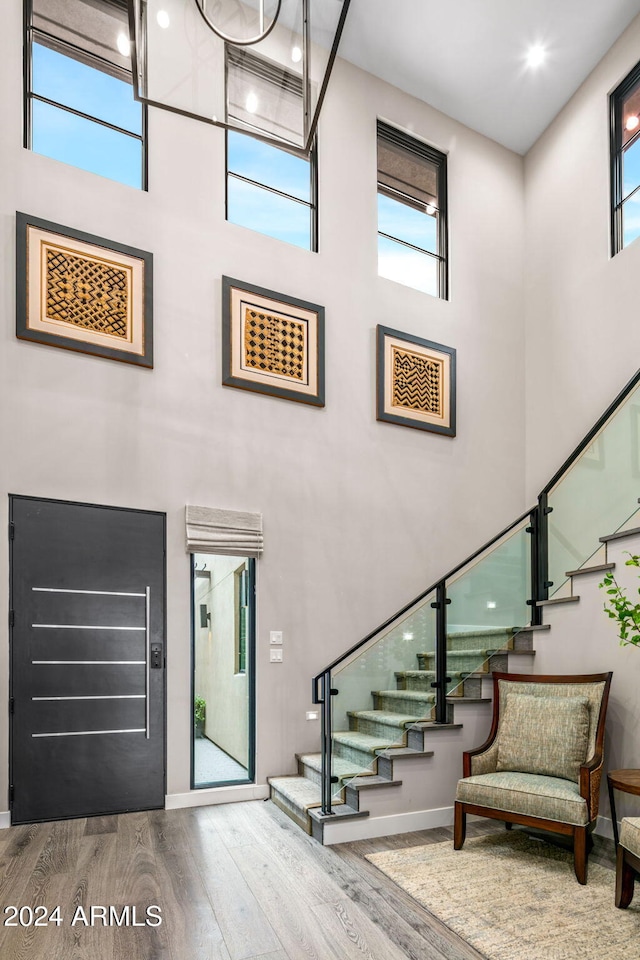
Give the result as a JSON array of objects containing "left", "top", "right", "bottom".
[
  {"left": 377, "top": 120, "right": 448, "bottom": 299},
  {"left": 25, "top": 0, "right": 146, "bottom": 190},
  {"left": 611, "top": 60, "right": 640, "bottom": 254}
]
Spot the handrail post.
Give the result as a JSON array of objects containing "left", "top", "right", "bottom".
[
  {"left": 431, "top": 580, "right": 451, "bottom": 724},
  {"left": 528, "top": 494, "right": 552, "bottom": 623},
  {"left": 320, "top": 670, "right": 333, "bottom": 816}
]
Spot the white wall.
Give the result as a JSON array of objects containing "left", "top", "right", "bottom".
[
  {"left": 0, "top": 3, "right": 527, "bottom": 807},
  {"left": 524, "top": 13, "right": 640, "bottom": 499}
]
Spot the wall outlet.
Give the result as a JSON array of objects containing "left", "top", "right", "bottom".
[
  {"left": 269, "top": 630, "right": 283, "bottom": 645},
  {"left": 269, "top": 649, "right": 283, "bottom": 662},
  {"left": 306, "top": 710, "right": 319, "bottom": 721}
]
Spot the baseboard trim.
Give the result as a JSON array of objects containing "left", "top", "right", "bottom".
[
  {"left": 595, "top": 814, "right": 615, "bottom": 841},
  {"left": 0, "top": 812, "right": 10, "bottom": 829},
  {"left": 165, "top": 783, "right": 269, "bottom": 809},
  {"left": 322, "top": 805, "right": 454, "bottom": 845}
]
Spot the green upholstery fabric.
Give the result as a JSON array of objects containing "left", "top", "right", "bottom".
[
  {"left": 496, "top": 694, "right": 590, "bottom": 783},
  {"left": 496, "top": 680, "right": 605, "bottom": 762},
  {"left": 620, "top": 817, "right": 640, "bottom": 857},
  {"left": 455, "top": 772, "right": 589, "bottom": 826}
]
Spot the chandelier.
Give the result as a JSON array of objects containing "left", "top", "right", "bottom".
[{"left": 129, "top": 0, "right": 352, "bottom": 156}]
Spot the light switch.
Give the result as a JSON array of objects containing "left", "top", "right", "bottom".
[
  {"left": 270, "top": 631, "right": 283, "bottom": 645},
  {"left": 270, "top": 649, "right": 283, "bottom": 662}
]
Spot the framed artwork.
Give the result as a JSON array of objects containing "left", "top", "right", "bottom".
[
  {"left": 222, "top": 277, "right": 325, "bottom": 406},
  {"left": 16, "top": 212, "right": 153, "bottom": 367},
  {"left": 376, "top": 325, "right": 456, "bottom": 436}
]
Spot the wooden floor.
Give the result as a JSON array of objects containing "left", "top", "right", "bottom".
[{"left": 0, "top": 801, "right": 617, "bottom": 960}]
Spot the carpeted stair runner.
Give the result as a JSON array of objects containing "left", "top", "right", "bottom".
[{"left": 269, "top": 625, "right": 524, "bottom": 837}]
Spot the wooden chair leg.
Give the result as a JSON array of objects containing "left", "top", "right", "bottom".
[
  {"left": 616, "top": 846, "right": 636, "bottom": 909},
  {"left": 574, "top": 827, "right": 588, "bottom": 885},
  {"left": 454, "top": 802, "right": 466, "bottom": 850},
  {"left": 505, "top": 821, "right": 513, "bottom": 830}
]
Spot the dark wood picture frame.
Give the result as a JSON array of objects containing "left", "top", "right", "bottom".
[
  {"left": 376, "top": 325, "right": 456, "bottom": 436},
  {"left": 16, "top": 212, "right": 153, "bottom": 368},
  {"left": 222, "top": 276, "right": 325, "bottom": 407}
]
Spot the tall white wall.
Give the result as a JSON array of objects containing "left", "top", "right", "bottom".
[
  {"left": 0, "top": 3, "right": 526, "bottom": 808},
  {"left": 524, "top": 13, "right": 640, "bottom": 498},
  {"left": 524, "top": 12, "right": 640, "bottom": 814}
]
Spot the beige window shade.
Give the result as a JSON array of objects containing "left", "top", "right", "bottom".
[
  {"left": 378, "top": 140, "right": 438, "bottom": 208},
  {"left": 186, "top": 505, "right": 263, "bottom": 558}
]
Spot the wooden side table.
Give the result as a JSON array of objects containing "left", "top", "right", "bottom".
[{"left": 607, "top": 769, "right": 640, "bottom": 848}]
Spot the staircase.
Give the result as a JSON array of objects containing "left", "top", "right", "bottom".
[
  {"left": 269, "top": 365, "right": 640, "bottom": 844},
  {"left": 269, "top": 625, "right": 538, "bottom": 841}
]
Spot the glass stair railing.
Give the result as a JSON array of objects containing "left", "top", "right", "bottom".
[{"left": 312, "top": 366, "right": 640, "bottom": 817}]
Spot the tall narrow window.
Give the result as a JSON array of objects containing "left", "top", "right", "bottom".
[
  {"left": 611, "top": 61, "right": 640, "bottom": 254},
  {"left": 26, "top": 0, "right": 145, "bottom": 189},
  {"left": 191, "top": 554, "right": 255, "bottom": 789},
  {"left": 377, "top": 121, "right": 448, "bottom": 299}
]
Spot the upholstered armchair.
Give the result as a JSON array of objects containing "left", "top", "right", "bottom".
[
  {"left": 454, "top": 672, "right": 613, "bottom": 884},
  {"left": 616, "top": 818, "right": 640, "bottom": 907}
]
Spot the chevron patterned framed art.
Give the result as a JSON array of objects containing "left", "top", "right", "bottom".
[
  {"left": 376, "top": 325, "right": 456, "bottom": 436},
  {"left": 222, "top": 277, "right": 325, "bottom": 407},
  {"left": 16, "top": 212, "right": 153, "bottom": 367}
]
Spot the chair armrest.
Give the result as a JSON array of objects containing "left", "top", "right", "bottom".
[
  {"left": 579, "top": 754, "right": 604, "bottom": 820},
  {"left": 463, "top": 735, "right": 499, "bottom": 777}
]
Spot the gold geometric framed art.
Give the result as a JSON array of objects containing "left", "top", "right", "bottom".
[
  {"left": 16, "top": 212, "right": 153, "bottom": 367},
  {"left": 376, "top": 325, "right": 456, "bottom": 436},
  {"left": 222, "top": 277, "right": 325, "bottom": 407}
]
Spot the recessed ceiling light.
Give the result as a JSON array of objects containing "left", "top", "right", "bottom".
[
  {"left": 245, "top": 91, "right": 259, "bottom": 114},
  {"left": 626, "top": 115, "right": 639, "bottom": 132},
  {"left": 403, "top": 632, "right": 414, "bottom": 641},
  {"left": 116, "top": 32, "right": 131, "bottom": 56},
  {"left": 526, "top": 44, "right": 546, "bottom": 70},
  {"left": 291, "top": 46, "right": 302, "bottom": 63},
  {"left": 157, "top": 10, "right": 170, "bottom": 29}
]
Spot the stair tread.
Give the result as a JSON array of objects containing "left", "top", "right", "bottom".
[
  {"left": 310, "top": 805, "right": 369, "bottom": 824},
  {"left": 348, "top": 709, "right": 430, "bottom": 727},
  {"left": 268, "top": 776, "right": 322, "bottom": 811},
  {"left": 600, "top": 526, "right": 640, "bottom": 543},
  {"left": 446, "top": 627, "right": 517, "bottom": 640},
  {"left": 346, "top": 775, "right": 403, "bottom": 789},
  {"left": 373, "top": 689, "right": 436, "bottom": 700},
  {"left": 536, "top": 595, "right": 580, "bottom": 606},
  {"left": 395, "top": 670, "right": 464, "bottom": 678},
  {"left": 297, "top": 753, "right": 372, "bottom": 780},
  {"left": 566, "top": 562, "right": 615, "bottom": 577},
  {"left": 418, "top": 648, "right": 498, "bottom": 657},
  {"left": 377, "top": 746, "right": 436, "bottom": 758},
  {"left": 333, "top": 730, "right": 399, "bottom": 752}
]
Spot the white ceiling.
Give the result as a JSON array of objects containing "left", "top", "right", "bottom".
[{"left": 339, "top": 0, "right": 640, "bottom": 154}]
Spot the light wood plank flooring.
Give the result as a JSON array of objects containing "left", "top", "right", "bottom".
[{"left": 0, "top": 801, "right": 617, "bottom": 960}]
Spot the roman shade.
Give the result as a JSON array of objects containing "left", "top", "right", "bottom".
[{"left": 185, "top": 505, "right": 263, "bottom": 558}]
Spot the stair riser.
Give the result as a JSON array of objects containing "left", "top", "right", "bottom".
[
  {"left": 270, "top": 789, "right": 312, "bottom": 835},
  {"left": 417, "top": 652, "right": 508, "bottom": 673},
  {"left": 372, "top": 692, "right": 435, "bottom": 715},
  {"left": 333, "top": 739, "right": 382, "bottom": 768},
  {"left": 445, "top": 632, "right": 514, "bottom": 652},
  {"left": 396, "top": 673, "right": 461, "bottom": 692}
]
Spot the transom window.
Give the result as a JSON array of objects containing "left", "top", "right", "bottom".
[
  {"left": 26, "top": 0, "right": 145, "bottom": 190},
  {"left": 377, "top": 121, "right": 448, "bottom": 299}
]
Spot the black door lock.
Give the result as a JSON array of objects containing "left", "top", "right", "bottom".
[{"left": 150, "top": 643, "right": 163, "bottom": 668}]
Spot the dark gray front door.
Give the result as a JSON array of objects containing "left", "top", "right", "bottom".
[{"left": 10, "top": 496, "right": 165, "bottom": 824}]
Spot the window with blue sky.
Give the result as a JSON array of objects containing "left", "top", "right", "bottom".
[
  {"left": 28, "top": 0, "right": 144, "bottom": 190},
  {"left": 226, "top": 131, "right": 316, "bottom": 251},
  {"left": 377, "top": 121, "right": 448, "bottom": 299},
  {"left": 612, "top": 62, "right": 640, "bottom": 253}
]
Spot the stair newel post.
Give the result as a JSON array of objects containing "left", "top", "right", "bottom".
[{"left": 431, "top": 580, "right": 451, "bottom": 724}]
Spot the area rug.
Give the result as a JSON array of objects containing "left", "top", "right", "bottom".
[{"left": 365, "top": 832, "right": 639, "bottom": 960}]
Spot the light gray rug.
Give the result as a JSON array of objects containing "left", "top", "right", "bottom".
[{"left": 366, "top": 832, "right": 640, "bottom": 960}]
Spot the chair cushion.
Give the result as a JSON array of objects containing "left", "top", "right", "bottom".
[
  {"left": 455, "top": 771, "right": 589, "bottom": 826},
  {"left": 620, "top": 817, "right": 640, "bottom": 858},
  {"left": 496, "top": 694, "right": 590, "bottom": 782}
]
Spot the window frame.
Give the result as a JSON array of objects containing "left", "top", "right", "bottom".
[
  {"left": 24, "top": 0, "right": 148, "bottom": 190},
  {"left": 610, "top": 61, "right": 640, "bottom": 256},
  {"left": 225, "top": 129, "right": 319, "bottom": 252},
  {"left": 235, "top": 562, "right": 249, "bottom": 675},
  {"left": 377, "top": 120, "right": 449, "bottom": 300}
]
